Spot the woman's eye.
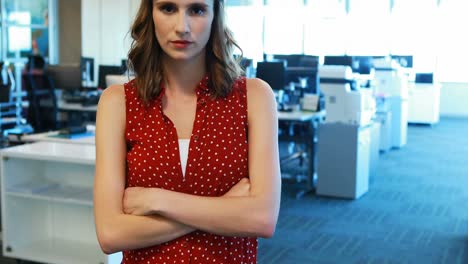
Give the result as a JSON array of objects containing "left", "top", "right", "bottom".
[
  {"left": 190, "top": 5, "right": 206, "bottom": 16},
  {"left": 159, "top": 4, "right": 176, "bottom": 14}
]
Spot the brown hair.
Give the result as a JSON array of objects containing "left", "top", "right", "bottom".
[{"left": 128, "top": 0, "right": 243, "bottom": 104}]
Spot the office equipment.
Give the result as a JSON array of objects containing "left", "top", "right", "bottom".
[
  {"left": 105, "top": 74, "right": 131, "bottom": 87},
  {"left": 80, "top": 57, "right": 94, "bottom": 85},
  {"left": 390, "top": 55, "right": 413, "bottom": 68},
  {"left": 256, "top": 61, "right": 286, "bottom": 91},
  {"left": 0, "top": 141, "right": 122, "bottom": 263},
  {"left": 46, "top": 64, "right": 82, "bottom": 91},
  {"left": 98, "top": 65, "right": 124, "bottom": 89},
  {"left": 319, "top": 65, "right": 375, "bottom": 126},
  {"left": 286, "top": 67, "right": 320, "bottom": 94},
  {"left": 373, "top": 57, "right": 409, "bottom": 148}
]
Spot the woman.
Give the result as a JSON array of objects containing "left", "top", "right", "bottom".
[{"left": 93, "top": 0, "right": 281, "bottom": 263}]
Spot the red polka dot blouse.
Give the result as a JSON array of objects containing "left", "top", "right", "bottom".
[{"left": 122, "top": 76, "right": 257, "bottom": 263}]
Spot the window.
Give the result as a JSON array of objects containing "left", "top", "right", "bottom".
[
  {"left": 346, "top": 0, "right": 391, "bottom": 55},
  {"left": 303, "top": 0, "right": 347, "bottom": 55},
  {"left": 434, "top": 0, "right": 468, "bottom": 82},
  {"left": 1, "top": 0, "right": 52, "bottom": 59},
  {"left": 226, "top": 3, "right": 264, "bottom": 62},
  {"left": 263, "top": 5, "right": 304, "bottom": 55}
]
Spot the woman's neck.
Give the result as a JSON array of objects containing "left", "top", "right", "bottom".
[{"left": 162, "top": 54, "right": 206, "bottom": 96}]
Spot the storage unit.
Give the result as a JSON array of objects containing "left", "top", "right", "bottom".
[
  {"left": 407, "top": 83, "right": 441, "bottom": 125},
  {"left": 316, "top": 123, "right": 371, "bottom": 199},
  {"left": 0, "top": 142, "right": 121, "bottom": 264}
]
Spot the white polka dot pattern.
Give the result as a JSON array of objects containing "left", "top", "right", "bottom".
[{"left": 122, "top": 77, "right": 257, "bottom": 263}]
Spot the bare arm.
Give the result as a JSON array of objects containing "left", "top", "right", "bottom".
[
  {"left": 123, "top": 78, "right": 281, "bottom": 238},
  {"left": 94, "top": 85, "right": 195, "bottom": 254}
]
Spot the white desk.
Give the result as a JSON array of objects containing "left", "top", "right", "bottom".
[
  {"left": 21, "top": 131, "right": 95, "bottom": 145},
  {"left": 57, "top": 100, "right": 98, "bottom": 112},
  {"left": 278, "top": 110, "right": 325, "bottom": 122},
  {"left": 20, "top": 125, "right": 96, "bottom": 145}
]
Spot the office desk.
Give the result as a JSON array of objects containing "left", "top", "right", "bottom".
[
  {"left": 21, "top": 131, "right": 95, "bottom": 145},
  {"left": 57, "top": 100, "right": 98, "bottom": 112},
  {"left": 278, "top": 110, "right": 326, "bottom": 199},
  {"left": 57, "top": 100, "right": 98, "bottom": 127}
]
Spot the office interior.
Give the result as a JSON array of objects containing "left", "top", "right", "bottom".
[{"left": 0, "top": 0, "right": 467, "bottom": 263}]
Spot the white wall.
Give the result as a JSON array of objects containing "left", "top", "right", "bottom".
[
  {"left": 81, "top": 0, "right": 140, "bottom": 86},
  {"left": 439, "top": 82, "right": 468, "bottom": 117}
]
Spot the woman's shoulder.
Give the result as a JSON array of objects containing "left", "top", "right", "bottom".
[
  {"left": 98, "top": 84, "right": 126, "bottom": 109},
  {"left": 245, "top": 77, "right": 276, "bottom": 104}
]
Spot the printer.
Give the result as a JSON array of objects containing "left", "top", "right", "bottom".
[{"left": 319, "top": 65, "right": 376, "bottom": 126}]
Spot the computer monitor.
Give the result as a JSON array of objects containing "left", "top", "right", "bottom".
[
  {"left": 80, "top": 57, "right": 94, "bottom": 83},
  {"left": 272, "top": 54, "right": 303, "bottom": 67},
  {"left": 298, "top": 55, "right": 320, "bottom": 68},
  {"left": 415, "top": 73, "right": 433, "bottom": 84},
  {"left": 390, "top": 55, "right": 413, "bottom": 68},
  {"left": 46, "top": 64, "right": 82, "bottom": 90},
  {"left": 121, "top": 59, "right": 128, "bottom": 73},
  {"left": 98, "top": 65, "right": 125, "bottom": 89},
  {"left": 286, "top": 67, "right": 319, "bottom": 94},
  {"left": 352, "top": 56, "right": 374, "bottom": 74},
  {"left": 256, "top": 61, "right": 286, "bottom": 91},
  {"left": 324, "top": 55, "right": 354, "bottom": 68}
]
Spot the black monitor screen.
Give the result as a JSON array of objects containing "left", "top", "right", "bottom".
[
  {"left": 80, "top": 57, "right": 94, "bottom": 82},
  {"left": 121, "top": 59, "right": 128, "bottom": 73},
  {"left": 324, "top": 55, "right": 353, "bottom": 67},
  {"left": 415, "top": 73, "right": 433, "bottom": 84},
  {"left": 256, "top": 61, "right": 286, "bottom": 91},
  {"left": 46, "top": 64, "right": 82, "bottom": 90},
  {"left": 98, "top": 65, "right": 125, "bottom": 89},
  {"left": 299, "top": 55, "right": 320, "bottom": 68},
  {"left": 391, "top": 55, "right": 413, "bottom": 68}
]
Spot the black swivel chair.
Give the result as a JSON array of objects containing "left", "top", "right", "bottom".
[{"left": 22, "top": 58, "right": 58, "bottom": 132}]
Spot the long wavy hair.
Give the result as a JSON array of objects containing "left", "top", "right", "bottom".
[{"left": 128, "top": 0, "right": 243, "bottom": 104}]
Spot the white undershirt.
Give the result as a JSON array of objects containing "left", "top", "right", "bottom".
[{"left": 178, "top": 139, "right": 190, "bottom": 178}]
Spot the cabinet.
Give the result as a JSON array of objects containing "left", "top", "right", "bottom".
[
  {"left": 0, "top": 142, "right": 122, "bottom": 264},
  {"left": 407, "top": 83, "right": 440, "bottom": 125},
  {"left": 316, "top": 123, "right": 371, "bottom": 199}
]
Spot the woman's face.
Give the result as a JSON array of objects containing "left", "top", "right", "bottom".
[{"left": 153, "top": 0, "right": 215, "bottom": 62}]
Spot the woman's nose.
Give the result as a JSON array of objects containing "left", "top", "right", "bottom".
[{"left": 175, "top": 13, "right": 190, "bottom": 35}]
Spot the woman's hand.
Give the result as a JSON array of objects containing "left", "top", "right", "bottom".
[
  {"left": 223, "top": 178, "right": 251, "bottom": 197},
  {"left": 123, "top": 187, "right": 158, "bottom": 216}
]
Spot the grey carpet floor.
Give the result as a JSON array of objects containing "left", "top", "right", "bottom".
[{"left": 259, "top": 117, "right": 468, "bottom": 264}]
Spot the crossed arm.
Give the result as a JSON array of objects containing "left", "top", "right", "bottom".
[{"left": 94, "top": 79, "right": 281, "bottom": 254}]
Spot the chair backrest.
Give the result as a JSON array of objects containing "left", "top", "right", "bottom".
[
  {"left": 22, "top": 71, "right": 58, "bottom": 132},
  {"left": 26, "top": 55, "right": 46, "bottom": 71}
]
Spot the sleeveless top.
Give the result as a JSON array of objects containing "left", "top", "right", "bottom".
[{"left": 123, "top": 76, "right": 257, "bottom": 264}]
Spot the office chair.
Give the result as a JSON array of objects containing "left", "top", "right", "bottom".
[{"left": 22, "top": 69, "right": 58, "bottom": 132}]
